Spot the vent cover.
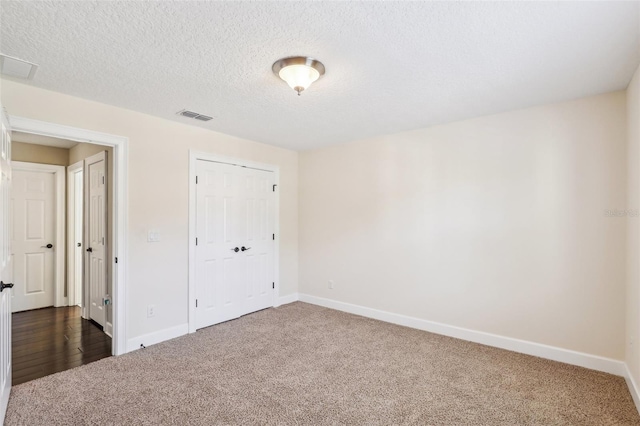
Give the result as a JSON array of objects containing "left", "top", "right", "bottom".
[
  {"left": 177, "top": 109, "right": 213, "bottom": 122},
  {"left": 0, "top": 54, "right": 38, "bottom": 80}
]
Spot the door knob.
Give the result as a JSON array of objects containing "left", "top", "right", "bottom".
[
  {"left": 77, "top": 242, "right": 81, "bottom": 247},
  {"left": 230, "top": 247, "right": 240, "bottom": 253},
  {"left": 86, "top": 247, "right": 93, "bottom": 253},
  {"left": 0, "top": 281, "right": 14, "bottom": 292},
  {"left": 241, "top": 246, "right": 251, "bottom": 252},
  {"left": 41, "top": 243, "right": 53, "bottom": 249}
]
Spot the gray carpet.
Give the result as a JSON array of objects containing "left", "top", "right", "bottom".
[{"left": 5, "top": 302, "right": 639, "bottom": 425}]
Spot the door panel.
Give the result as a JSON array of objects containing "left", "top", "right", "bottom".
[
  {"left": 195, "top": 160, "right": 275, "bottom": 330},
  {"left": 238, "top": 167, "right": 274, "bottom": 316},
  {"left": 10, "top": 169, "right": 55, "bottom": 313},
  {"left": 195, "top": 162, "right": 243, "bottom": 328},
  {"left": 1, "top": 106, "right": 13, "bottom": 423},
  {"left": 85, "top": 152, "right": 107, "bottom": 327},
  {"left": 74, "top": 170, "right": 83, "bottom": 307}
]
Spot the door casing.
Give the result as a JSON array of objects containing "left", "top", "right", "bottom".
[
  {"left": 12, "top": 161, "right": 66, "bottom": 309},
  {"left": 9, "top": 116, "right": 128, "bottom": 356},
  {"left": 188, "top": 151, "right": 281, "bottom": 334}
]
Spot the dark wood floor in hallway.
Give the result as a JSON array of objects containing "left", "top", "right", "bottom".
[{"left": 12, "top": 306, "right": 112, "bottom": 385}]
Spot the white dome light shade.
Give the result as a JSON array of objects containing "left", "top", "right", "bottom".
[
  {"left": 272, "top": 57, "right": 325, "bottom": 96},
  {"left": 279, "top": 64, "right": 320, "bottom": 94}
]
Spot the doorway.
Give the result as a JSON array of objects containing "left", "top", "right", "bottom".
[
  {"left": 8, "top": 115, "right": 128, "bottom": 356},
  {"left": 9, "top": 139, "right": 114, "bottom": 385}
]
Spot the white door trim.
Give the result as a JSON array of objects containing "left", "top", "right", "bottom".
[
  {"left": 9, "top": 116, "right": 129, "bottom": 356},
  {"left": 67, "top": 160, "right": 83, "bottom": 308},
  {"left": 12, "top": 161, "right": 66, "bottom": 308},
  {"left": 188, "top": 150, "right": 281, "bottom": 334}
]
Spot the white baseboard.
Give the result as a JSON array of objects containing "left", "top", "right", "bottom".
[
  {"left": 298, "top": 293, "right": 626, "bottom": 377},
  {"left": 104, "top": 321, "right": 113, "bottom": 338},
  {"left": 275, "top": 293, "right": 299, "bottom": 307},
  {"left": 126, "top": 323, "right": 188, "bottom": 353},
  {"left": 625, "top": 365, "right": 640, "bottom": 414}
]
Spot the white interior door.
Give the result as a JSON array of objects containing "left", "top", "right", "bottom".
[
  {"left": 74, "top": 170, "right": 83, "bottom": 307},
  {"left": 236, "top": 167, "right": 275, "bottom": 317},
  {"left": 195, "top": 160, "right": 274, "bottom": 330},
  {"left": 85, "top": 151, "right": 107, "bottom": 327},
  {"left": 0, "top": 107, "right": 14, "bottom": 423},
  {"left": 10, "top": 167, "right": 55, "bottom": 313},
  {"left": 67, "top": 162, "right": 83, "bottom": 308}
]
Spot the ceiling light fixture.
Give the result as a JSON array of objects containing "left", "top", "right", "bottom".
[{"left": 272, "top": 56, "right": 325, "bottom": 96}]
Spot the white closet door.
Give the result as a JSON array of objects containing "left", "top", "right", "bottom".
[
  {"left": 236, "top": 167, "right": 275, "bottom": 317},
  {"left": 195, "top": 160, "right": 275, "bottom": 329}
]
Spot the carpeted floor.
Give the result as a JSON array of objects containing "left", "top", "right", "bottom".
[{"left": 5, "top": 302, "right": 639, "bottom": 425}]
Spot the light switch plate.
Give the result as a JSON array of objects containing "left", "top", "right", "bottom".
[{"left": 147, "top": 230, "right": 160, "bottom": 243}]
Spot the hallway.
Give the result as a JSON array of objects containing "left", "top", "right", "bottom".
[{"left": 12, "top": 306, "right": 111, "bottom": 385}]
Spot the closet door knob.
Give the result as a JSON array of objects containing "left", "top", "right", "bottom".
[
  {"left": 241, "top": 246, "right": 251, "bottom": 252},
  {"left": 231, "top": 247, "right": 240, "bottom": 253},
  {"left": 0, "top": 281, "right": 14, "bottom": 292}
]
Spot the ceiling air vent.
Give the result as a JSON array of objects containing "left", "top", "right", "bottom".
[
  {"left": 176, "top": 109, "right": 213, "bottom": 122},
  {"left": 0, "top": 54, "right": 38, "bottom": 80}
]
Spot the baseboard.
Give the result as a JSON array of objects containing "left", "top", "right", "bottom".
[
  {"left": 0, "top": 369, "right": 10, "bottom": 425},
  {"left": 275, "top": 293, "right": 299, "bottom": 307},
  {"left": 104, "top": 321, "right": 113, "bottom": 338},
  {"left": 625, "top": 365, "right": 640, "bottom": 414},
  {"left": 298, "top": 293, "right": 626, "bottom": 376},
  {"left": 126, "top": 323, "right": 188, "bottom": 353}
]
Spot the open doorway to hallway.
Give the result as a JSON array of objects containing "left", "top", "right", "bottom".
[{"left": 9, "top": 133, "right": 114, "bottom": 384}]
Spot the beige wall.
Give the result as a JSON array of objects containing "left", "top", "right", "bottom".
[
  {"left": 627, "top": 64, "right": 640, "bottom": 383},
  {"left": 69, "top": 143, "right": 111, "bottom": 166},
  {"left": 299, "top": 91, "right": 627, "bottom": 360},
  {"left": 11, "top": 141, "right": 69, "bottom": 166},
  {"left": 1, "top": 79, "right": 299, "bottom": 343}
]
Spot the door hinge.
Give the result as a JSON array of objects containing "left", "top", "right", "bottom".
[
  {"left": 102, "top": 176, "right": 105, "bottom": 184},
  {"left": 115, "top": 257, "right": 118, "bottom": 264},
  {"left": 273, "top": 184, "right": 277, "bottom": 192},
  {"left": 196, "top": 299, "right": 198, "bottom": 308},
  {"left": 195, "top": 237, "right": 198, "bottom": 246},
  {"left": 272, "top": 234, "right": 275, "bottom": 240},
  {"left": 196, "top": 176, "right": 198, "bottom": 184},
  {"left": 102, "top": 237, "right": 105, "bottom": 245},
  {"left": 272, "top": 282, "right": 275, "bottom": 289}
]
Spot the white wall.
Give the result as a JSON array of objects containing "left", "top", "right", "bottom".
[
  {"left": 300, "top": 91, "right": 627, "bottom": 360},
  {"left": 1, "top": 79, "right": 298, "bottom": 344},
  {"left": 627, "top": 64, "right": 640, "bottom": 383}
]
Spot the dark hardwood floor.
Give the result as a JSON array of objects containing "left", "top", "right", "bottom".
[{"left": 12, "top": 306, "right": 112, "bottom": 385}]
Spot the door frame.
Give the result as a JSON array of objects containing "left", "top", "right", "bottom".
[
  {"left": 9, "top": 116, "right": 129, "bottom": 356},
  {"left": 187, "top": 150, "right": 281, "bottom": 334},
  {"left": 67, "top": 160, "right": 83, "bottom": 309},
  {"left": 12, "top": 161, "right": 66, "bottom": 308}
]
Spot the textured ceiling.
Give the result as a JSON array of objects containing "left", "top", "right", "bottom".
[{"left": 1, "top": 1, "right": 639, "bottom": 151}]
